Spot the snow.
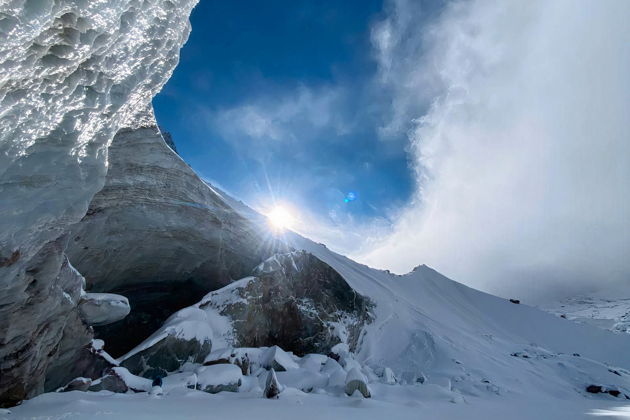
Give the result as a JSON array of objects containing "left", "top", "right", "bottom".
[
  {"left": 541, "top": 295, "right": 630, "bottom": 334},
  {"left": 161, "top": 372, "right": 197, "bottom": 392},
  {"left": 196, "top": 364, "right": 242, "bottom": 387},
  {"left": 8, "top": 383, "right": 629, "bottom": 420},
  {"left": 345, "top": 368, "right": 367, "bottom": 385}
]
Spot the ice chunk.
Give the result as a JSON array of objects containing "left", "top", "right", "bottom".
[
  {"left": 261, "top": 346, "right": 299, "bottom": 372},
  {"left": 383, "top": 367, "right": 397, "bottom": 385},
  {"left": 78, "top": 293, "right": 130, "bottom": 326}
]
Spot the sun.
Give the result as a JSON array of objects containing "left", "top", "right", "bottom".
[{"left": 267, "top": 205, "right": 296, "bottom": 231}]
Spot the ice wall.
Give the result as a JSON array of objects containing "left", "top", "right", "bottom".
[{"left": 0, "top": 0, "right": 197, "bottom": 406}]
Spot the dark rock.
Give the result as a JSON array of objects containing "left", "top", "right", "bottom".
[
  {"left": 66, "top": 127, "right": 278, "bottom": 357},
  {"left": 509, "top": 299, "right": 520, "bottom": 304},
  {"left": 88, "top": 369, "right": 129, "bottom": 393},
  {"left": 235, "top": 355, "right": 251, "bottom": 376},
  {"left": 200, "top": 251, "right": 374, "bottom": 356},
  {"left": 608, "top": 390, "right": 621, "bottom": 397},
  {"left": 203, "top": 357, "right": 231, "bottom": 366},
  {"left": 511, "top": 352, "right": 529, "bottom": 358},
  {"left": 159, "top": 128, "right": 178, "bottom": 154},
  {"left": 609, "top": 369, "right": 621, "bottom": 376},
  {"left": 586, "top": 385, "right": 603, "bottom": 393},
  {"left": 264, "top": 369, "right": 281, "bottom": 399},
  {"left": 0, "top": 250, "right": 20, "bottom": 267}
]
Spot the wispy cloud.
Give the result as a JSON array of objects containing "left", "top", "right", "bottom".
[
  {"left": 369, "top": 0, "right": 443, "bottom": 139},
  {"left": 211, "top": 85, "right": 350, "bottom": 145},
  {"left": 358, "top": 0, "right": 630, "bottom": 300}
]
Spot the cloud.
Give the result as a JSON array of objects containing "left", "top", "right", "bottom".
[
  {"left": 358, "top": 0, "right": 630, "bottom": 300},
  {"left": 212, "top": 85, "right": 349, "bottom": 144},
  {"left": 369, "top": 0, "right": 443, "bottom": 138}
]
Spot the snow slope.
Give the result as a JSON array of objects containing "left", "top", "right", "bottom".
[
  {"left": 286, "top": 234, "right": 630, "bottom": 396},
  {"left": 542, "top": 296, "right": 630, "bottom": 334}
]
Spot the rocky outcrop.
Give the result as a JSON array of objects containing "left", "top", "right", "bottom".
[
  {"left": 200, "top": 251, "right": 374, "bottom": 356},
  {"left": 0, "top": 0, "right": 198, "bottom": 407},
  {"left": 66, "top": 126, "right": 277, "bottom": 356}
]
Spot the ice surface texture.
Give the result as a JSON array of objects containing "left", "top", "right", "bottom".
[
  {"left": 0, "top": 0, "right": 198, "bottom": 281},
  {"left": 0, "top": 0, "right": 198, "bottom": 406}
]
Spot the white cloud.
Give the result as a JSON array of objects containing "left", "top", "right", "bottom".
[
  {"left": 212, "top": 85, "right": 349, "bottom": 144},
  {"left": 369, "top": 0, "right": 443, "bottom": 138},
  {"left": 359, "top": 0, "right": 630, "bottom": 300}
]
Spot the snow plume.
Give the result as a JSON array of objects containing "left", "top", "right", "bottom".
[{"left": 360, "top": 0, "right": 630, "bottom": 300}]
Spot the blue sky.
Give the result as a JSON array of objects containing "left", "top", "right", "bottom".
[{"left": 153, "top": 0, "right": 443, "bottom": 250}]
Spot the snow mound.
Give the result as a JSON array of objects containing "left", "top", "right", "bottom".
[{"left": 196, "top": 364, "right": 242, "bottom": 393}]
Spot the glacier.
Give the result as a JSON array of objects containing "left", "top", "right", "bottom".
[{"left": 0, "top": 0, "right": 197, "bottom": 405}]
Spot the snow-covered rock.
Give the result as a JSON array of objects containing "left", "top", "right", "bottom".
[
  {"left": 66, "top": 125, "right": 275, "bottom": 356},
  {"left": 0, "top": 0, "right": 197, "bottom": 407},
  {"left": 161, "top": 372, "right": 198, "bottom": 392},
  {"left": 199, "top": 251, "right": 374, "bottom": 356},
  {"left": 196, "top": 364, "right": 242, "bottom": 394},
  {"left": 300, "top": 354, "right": 329, "bottom": 373},
  {"left": 264, "top": 369, "right": 281, "bottom": 399},
  {"left": 322, "top": 358, "right": 347, "bottom": 388},
  {"left": 345, "top": 368, "right": 371, "bottom": 398},
  {"left": 87, "top": 367, "right": 151, "bottom": 394},
  {"left": 119, "top": 308, "right": 213, "bottom": 379},
  {"left": 78, "top": 293, "right": 130, "bottom": 326}
]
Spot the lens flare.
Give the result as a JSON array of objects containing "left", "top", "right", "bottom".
[{"left": 267, "top": 206, "right": 295, "bottom": 230}]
